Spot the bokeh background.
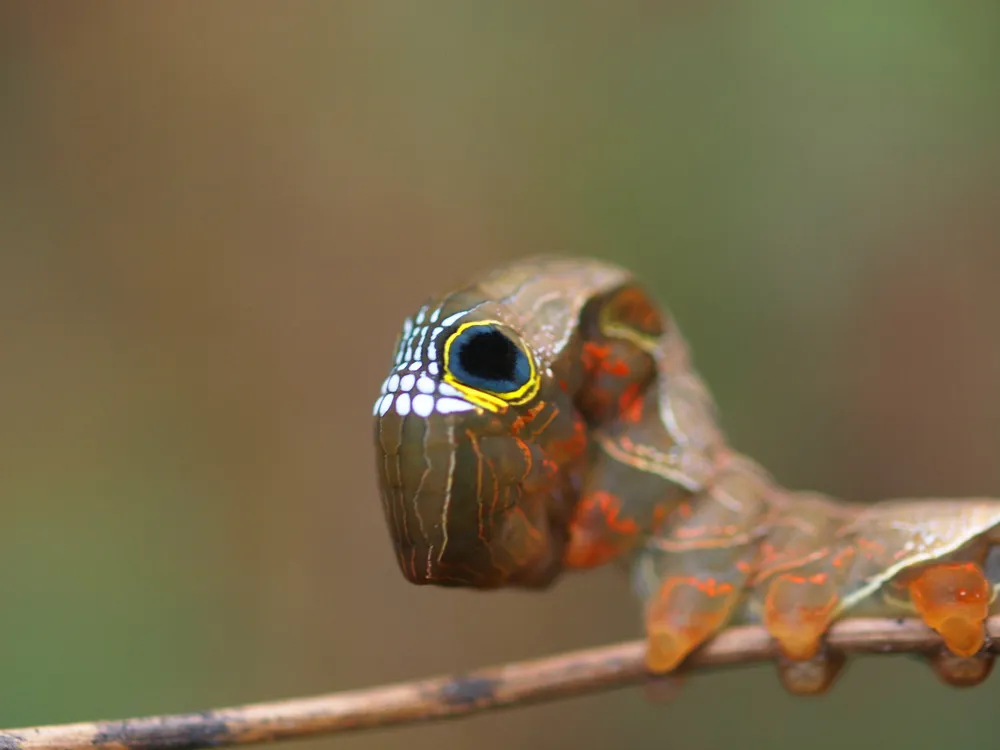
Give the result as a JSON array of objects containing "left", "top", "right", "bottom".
[{"left": 2, "top": 3, "right": 999, "bottom": 749}]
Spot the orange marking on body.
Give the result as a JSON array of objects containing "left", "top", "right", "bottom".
[
  {"left": 855, "top": 537, "right": 886, "bottom": 560},
  {"left": 909, "top": 562, "right": 991, "bottom": 657},
  {"left": 763, "top": 572, "right": 839, "bottom": 661},
  {"left": 608, "top": 287, "right": 663, "bottom": 335},
  {"left": 563, "top": 534, "right": 619, "bottom": 568},
  {"left": 673, "top": 523, "right": 742, "bottom": 541},
  {"left": 510, "top": 401, "right": 547, "bottom": 435},
  {"left": 465, "top": 430, "right": 489, "bottom": 547},
  {"left": 830, "top": 545, "right": 854, "bottom": 568},
  {"left": 619, "top": 382, "right": 645, "bottom": 423},
  {"left": 582, "top": 341, "right": 631, "bottom": 377},
  {"left": 593, "top": 491, "right": 639, "bottom": 535},
  {"left": 606, "top": 358, "right": 630, "bottom": 377},
  {"left": 548, "top": 434, "right": 586, "bottom": 460},
  {"left": 511, "top": 436, "right": 534, "bottom": 483},
  {"left": 527, "top": 405, "right": 559, "bottom": 440},
  {"left": 753, "top": 547, "right": 833, "bottom": 584},
  {"left": 644, "top": 576, "right": 739, "bottom": 674},
  {"left": 480, "top": 450, "right": 501, "bottom": 522},
  {"left": 758, "top": 542, "right": 777, "bottom": 562},
  {"left": 582, "top": 341, "right": 611, "bottom": 374},
  {"left": 546, "top": 416, "right": 587, "bottom": 464},
  {"left": 570, "top": 417, "right": 588, "bottom": 451},
  {"left": 563, "top": 491, "right": 639, "bottom": 569}
]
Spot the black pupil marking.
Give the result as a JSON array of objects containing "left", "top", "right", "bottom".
[{"left": 451, "top": 326, "right": 530, "bottom": 393}]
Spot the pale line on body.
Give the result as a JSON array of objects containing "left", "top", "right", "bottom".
[{"left": 436, "top": 423, "right": 458, "bottom": 567}]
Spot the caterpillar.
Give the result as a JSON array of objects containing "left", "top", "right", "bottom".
[{"left": 372, "top": 256, "right": 1000, "bottom": 694}]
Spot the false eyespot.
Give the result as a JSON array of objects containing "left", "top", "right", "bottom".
[{"left": 441, "top": 321, "right": 539, "bottom": 412}]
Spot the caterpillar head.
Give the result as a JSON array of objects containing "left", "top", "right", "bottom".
[{"left": 372, "top": 298, "right": 580, "bottom": 589}]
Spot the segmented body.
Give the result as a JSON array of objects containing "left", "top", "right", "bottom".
[{"left": 373, "top": 256, "right": 1000, "bottom": 693}]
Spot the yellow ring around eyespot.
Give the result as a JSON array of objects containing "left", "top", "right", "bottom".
[{"left": 442, "top": 320, "right": 540, "bottom": 414}]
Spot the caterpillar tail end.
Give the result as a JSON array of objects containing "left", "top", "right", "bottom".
[{"left": 909, "top": 562, "right": 991, "bottom": 658}]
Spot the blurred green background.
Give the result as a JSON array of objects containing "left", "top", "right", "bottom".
[{"left": 2, "top": 3, "right": 999, "bottom": 749}]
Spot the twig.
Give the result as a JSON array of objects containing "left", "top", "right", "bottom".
[{"left": 3, "top": 615, "right": 998, "bottom": 750}]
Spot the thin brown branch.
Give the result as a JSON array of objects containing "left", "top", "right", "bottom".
[{"left": 3, "top": 616, "right": 998, "bottom": 750}]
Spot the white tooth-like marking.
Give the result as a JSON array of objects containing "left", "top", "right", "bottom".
[
  {"left": 429, "top": 307, "right": 441, "bottom": 323},
  {"left": 436, "top": 397, "right": 476, "bottom": 414},
  {"left": 408, "top": 361, "right": 422, "bottom": 371},
  {"left": 415, "top": 307, "right": 426, "bottom": 325},
  {"left": 430, "top": 326, "right": 444, "bottom": 342},
  {"left": 440, "top": 310, "right": 467, "bottom": 327},
  {"left": 415, "top": 326, "right": 429, "bottom": 356},
  {"left": 399, "top": 373, "right": 415, "bottom": 392},
  {"left": 379, "top": 377, "right": 390, "bottom": 394},
  {"left": 428, "top": 345, "right": 437, "bottom": 361},
  {"left": 428, "top": 361, "right": 439, "bottom": 375},
  {"left": 407, "top": 326, "right": 425, "bottom": 361},
  {"left": 388, "top": 374, "right": 400, "bottom": 392},
  {"left": 438, "top": 382, "right": 462, "bottom": 398},
  {"left": 412, "top": 393, "right": 434, "bottom": 417},
  {"left": 378, "top": 394, "right": 393, "bottom": 416},
  {"left": 416, "top": 376, "right": 435, "bottom": 394},
  {"left": 395, "top": 392, "right": 411, "bottom": 416}
]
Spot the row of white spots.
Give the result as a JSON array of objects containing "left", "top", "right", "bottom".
[
  {"left": 378, "top": 366, "right": 456, "bottom": 398},
  {"left": 388, "top": 307, "right": 470, "bottom": 379},
  {"left": 372, "top": 390, "right": 476, "bottom": 417},
  {"left": 372, "top": 374, "right": 476, "bottom": 416},
  {"left": 392, "top": 308, "right": 472, "bottom": 370},
  {"left": 374, "top": 306, "right": 479, "bottom": 417},
  {"left": 415, "top": 305, "right": 443, "bottom": 326}
]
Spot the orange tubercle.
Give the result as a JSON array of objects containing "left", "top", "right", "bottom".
[
  {"left": 763, "top": 573, "right": 839, "bottom": 661},
  {"left": 644, "top": 577, "right": 737, "bottom": 674},
  {"left": 909, "top": 562, "right": 992, "bottom": 657}
]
